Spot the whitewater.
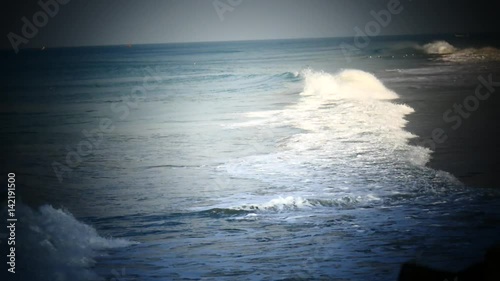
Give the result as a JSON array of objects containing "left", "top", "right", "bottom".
[{"left": 2, "top": 36, "right": 500, "bottom": 281}]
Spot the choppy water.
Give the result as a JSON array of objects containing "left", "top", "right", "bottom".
[{"left": 2, "top": 36, "right": 500, "bottom": 281}]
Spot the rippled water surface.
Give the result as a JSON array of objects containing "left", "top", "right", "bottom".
[{"left": 2, "top": 37, "right": 500, "bottom": 281}]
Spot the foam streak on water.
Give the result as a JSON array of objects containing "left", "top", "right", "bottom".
[
  {"left": 3, "top": 37, "right": 500, "bottom": 281},
  {"left": 219, "top": 69, "right": 438, "bottom": 212}
]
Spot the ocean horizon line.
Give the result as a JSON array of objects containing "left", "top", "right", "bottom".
[{"left": 3, "top": 31, "right": 500, "bottom": 52}]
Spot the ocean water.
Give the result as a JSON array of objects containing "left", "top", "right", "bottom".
[{"left": 2, "top": 36, "right": 500, "bottom": 281}]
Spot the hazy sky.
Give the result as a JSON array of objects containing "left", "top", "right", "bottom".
[{"left": 2, "top": 0, "right": 500, "bottom": 49}]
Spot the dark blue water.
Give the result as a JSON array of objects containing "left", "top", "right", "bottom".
[{"left": 2, "top": 36, "right": 500, "bottom": 281}]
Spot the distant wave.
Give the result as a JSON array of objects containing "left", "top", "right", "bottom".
[
  {"left": 416, "top": 40, "right": 500, "bottom": 62},
  {"left": 1, "top": 204, "right": 136, "bottom": 281},
  {"left": 275, "top": 71, "right": 301, "bottom": 80},
  {"left": 420, "top": 40, "right": 457, "bottom": 54},
  {"left": 443, "top": 46, "right": 500, "bottom": 62}
]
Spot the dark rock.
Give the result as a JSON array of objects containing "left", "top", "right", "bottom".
[{"left": 398, "top": 246, "right": 500, "bottom": 281}]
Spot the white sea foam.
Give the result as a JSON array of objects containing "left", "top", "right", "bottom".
[
  {"left": 1, "top": 204, "right": 136, "bottom": 281},
  {"left": 421, "top": 41, "right": 457, "bottom": 54},
  {"left": 443, "top": 46, "right": 500, "bottom": 62},
  {"left": 202, "top": 194, "right": 382, "bottom": 215},
  {"left": 279, "top": 69, "right": 429, "bottom": 166},
  {"left": 300, "top": 69, "right": 400, "bottom": 100},
  {"left": 238, "top": 195, "right": 382, "bottom": 211},
  {"left": 220, "top": 69, "right": 433, "bottom": 205},
  {"left": 235, "top": 196, "right": 313, "bottom": 211},
  {"left": 417, "top": 41, "right": 500, "bottom": 62}
]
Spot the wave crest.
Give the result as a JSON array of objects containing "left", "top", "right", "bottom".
[
  {"left": 1, "top": 204, "right": 136, "bottom": 281},
  {"left": 417, "top": 40, "right": 500, "bottom": 62},
  {"left": 221, "top": 69, "right": 432, "bottom": 203},
  {"left": 199, "top": 195, "right": 379, "bottom": 217},
  {"left": 421, "top": 41, "right": 457, "bottom": 54},
  {"left": 300, "top": 69, "right": 400, "bottom": 100},
  {"left": 238, "top": 195, "right": 378, "bottom": 211}
]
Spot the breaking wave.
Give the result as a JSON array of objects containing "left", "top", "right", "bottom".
[
  {"left": 217, "top": 69, "right": 441, "bottom": 208},
  {"left": 420, "top": 41, "right": 457, "bottom": 54},
  {"left": 232, "top": 195, "right": 378, "bottom": 212},
  {"left": 417, "top": 40, "right": 500, "bottom": 62},
  {"left": 0, "top": 204, "right": 136, "bottom": 281}
]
